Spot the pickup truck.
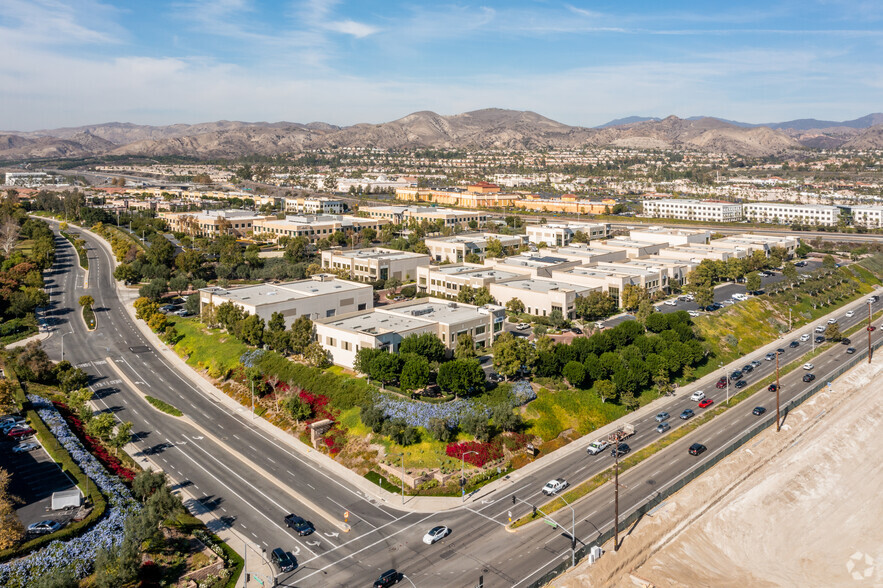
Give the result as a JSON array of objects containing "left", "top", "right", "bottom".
[
  {"left": 586, "top": 439, "right": 610, "bottom": 455},
  {"left": 542, "top": 478, "right": 568, "bottom": 496}
]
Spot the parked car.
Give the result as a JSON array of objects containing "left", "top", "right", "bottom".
[
  {"left": 422, "top": 525, "right": 451, "bottom": 545},
  {"left": 12, "top": 442, "right": 39, "bottom": 453},
  {"left": 27, "top": 520, "right": 62, "bottom": 535},
  {"left": 173, "top": 309, "right": 192, "bottom": 317},
  {"left": 690, "top": 390, "right": 706, "bottom": 401},
  {"left": 679, "top": 409, "right": 695, "bottom": 420},
  {"left": 655, "top": 422, "right": 671, "bottom": 433},
  {"left": 846, "top": 347, "right": 856, "bottom": 354},
  {"left": 586, "top": 439, "right": 610, "bottom": 455},
  {"left": 6, "top": 427, "right": 35, "bottom": 439},
  {"left": 655, "top": 412, "right": 670, "bottom": 422},
  {"left": 284, "top": 514, "right": 314, "bottom": 536},
  {"left": 516, "top": 323, "right": 530, "bottom": 330},
  {"left": 374, "top": 570, "right": 403, "bottom": 588},
  {"left": 571, "top": 327, "right": 582, "bottom": 335},
  {"left": 664, "top": 299, "right": 677, "bottom": 306},
  {"left": 688, "top": 310, "right": 701, "bottom": 317},
  {"left": 610, "top": 443, "right": 630, "bottom": 458},
  {"left": 688, "top": 443, "right": 707, "bottom": 456},
  {"left": 271, "top": 547, "right": 297, "bottom": 573},
  {"left": 734, "top": 380, "right": 747, "bottom": 389},
  {"left": 752, "top": 406, "right": 767, "bottom": 416},
  {"left": 803, "top": 373, "right": 816, "bottom": 383},
  {"left": 698, "top": 398, "right": 714, "bottom": 409}
]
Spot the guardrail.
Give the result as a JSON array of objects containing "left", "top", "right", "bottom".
[{"left": 525, "top": 337, "right": 881, "bottom": 588}]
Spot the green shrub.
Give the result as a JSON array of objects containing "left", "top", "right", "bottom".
[{"left": 145, "top": 395, "right": 183, "bottom": 417}]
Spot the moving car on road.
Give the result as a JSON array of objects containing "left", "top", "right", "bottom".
[
  {"left": 698, "top": 398, "right": 714, "bottom": 409},
  {"left": 752, "top": 406, "right": 767, "bottom": 416},
  {"left": 716, "top": 378, "right": 727, "bottom": 389},
  {"left": 679, "top": 409, "right": 695, "bottom": 420},
  {"left": 271, "top": 547, "right": 297, "bottom": 573},
  {"left": 768, "top": 383, "right": 779, "bottom": 392},
  {"left": 803, "top": 363, "right": 814, "bottom": 370},
  {"left": 789, "top": 340, "right": 800, "bottom": 348},
  {"left": 841, "top": 338, "right": 851, "bottom": 345},
  {"left": 734, "top": 380, "right": 747, "bottom": 389},
  {"left": 846, "top": 347, "right": 856, "bottom": 354},
  {"left": 800, "top": 333, "right": 810, "bottom": 342},
  {"left": 374, "top": 570, "right": 403, "bottom": 588},
  {"left": 688, "top": 443, "right": 707, "bottom": 456},
  {"left": 586, "top": 439, "right": 610, "bottom": 455},
  {"left": 655, "top": 412, "right": 670, "bottom": 422},
  {"left": 803, "top": 373, "right": 816, "bottom": 383},
  {"left": 542, "top": 478, "right": 569, "bottom": 496},
  {"left": 741, "top": 364, "right": 754, "bottom": 373},
  {"left": 611, "top": 443, "right": 630, "bottom": 458},
  {"left": 690, "top": 390, "right": 706, "bottom": 401},
  {"left": 423, "top": 526, "right": 451, "bottom": 545},
  {"left": 655, "top": 422, "right": 671, "bottom": 433},
  {"left": 284, "top": 514, "right": 314, "bottom": 536}
]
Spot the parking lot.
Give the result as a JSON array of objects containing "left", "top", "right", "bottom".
[{"left": 0, "top": 435, "right": 78, "bottom": 532}]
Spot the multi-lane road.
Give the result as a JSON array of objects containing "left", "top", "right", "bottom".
[{"left": 35, "top": 219, "right": 882, "bottom": 587}]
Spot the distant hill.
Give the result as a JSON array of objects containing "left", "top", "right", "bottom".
[{"left": 3, "top": 109, "right": 881, "bottom": 161}]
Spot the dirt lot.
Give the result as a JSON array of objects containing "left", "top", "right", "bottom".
[{"left": 553, "top": 358, "right": 883, "bottom": 588}]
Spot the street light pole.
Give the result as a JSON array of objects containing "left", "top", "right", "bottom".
[
  {"left": 775, "top": 350, "right": 781, "bottom": 432},
  {"left": 61, "top": 331, "right": 72, "bottom": 362},
  {"left": 400, "top": 452, "right": 405, "bottom": 505},
  {"left": 869, "top": 300, "right": 873, "bottom": 365},
  {"left": 560, "top": 494, "right": 576, "bottom": 568},
  {"left": 461, "top": 450, "right": 478, "bottom": 502}
]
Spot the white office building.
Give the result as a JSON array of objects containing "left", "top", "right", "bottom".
[
  {"left": 321, "top": 248, "right": 430, "bottom": 282},
  {"left": 743, "top": 202, "right": 841, "bottom": 226},
  {"left": 525, "top": 222, "right": 610, "bottom": 247},
  {"left": 642, "top": 199, "right": 743, "bottom": 222},
  {"left": 850, "top": 205, "right": 883, "bottom": 229}
]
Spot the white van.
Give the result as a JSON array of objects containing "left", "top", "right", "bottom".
[{"left": 690, "top": 390, "right": 706, "bottom": 402}]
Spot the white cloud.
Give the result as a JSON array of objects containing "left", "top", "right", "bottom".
[{"left": 324, "top": 19, "right": 380, "bottom": 38}]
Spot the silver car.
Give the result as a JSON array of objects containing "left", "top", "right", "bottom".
[{"left": 656, "top": 422, "right": 671, "bottom": 433}]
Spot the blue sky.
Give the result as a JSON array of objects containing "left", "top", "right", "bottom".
[{"left": 1, "top": 0, "right": 882, "bottom": 130}]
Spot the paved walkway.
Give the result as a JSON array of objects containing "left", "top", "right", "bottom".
[{"left": 76, "top": 220, "right": 883, "bottom": 514}]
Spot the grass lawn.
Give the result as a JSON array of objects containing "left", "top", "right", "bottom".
[
  {"left": 524, "top": 384, "right": 631, "bottom": 442},
  {"left": 167, "top": 317, "right": 249, "bottom": 374},
  {"left": 375, "top": 434, "right": 464, "bottom": 471},
  {"left": 338, "top": 406, "right": 371, "bottom": 437},
  {"left": 13, "top": 238, "right": 34, "bottom": 255}
]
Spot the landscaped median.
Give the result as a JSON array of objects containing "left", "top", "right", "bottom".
[
  {"left": 59, "top": 228, "right": 88, "bottom": 270},
  {"left": 145, "top": 395, "right": 184, "bottom": 417}
]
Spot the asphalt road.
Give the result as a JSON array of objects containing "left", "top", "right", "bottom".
[{"left": 35, "top": 219, "right": 883, "bottom": 587}]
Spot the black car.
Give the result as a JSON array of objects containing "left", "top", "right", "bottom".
[
  {"left": 789, "top": 340, "right": 800, "bottom": 348},
  {"left": 841, "top": 338, "right": 851, "bottom": 345},
  {"left": 679, "top": 408, "right": 695, "bottom": 420},
  {"left": 374, "top": 569, "right": 403, "bottom": 588},
  {"left": 776, "top": 348, "right": 786, "bottom": 355},
  {"left": 846, "top": 347, "right": 856, "bottom": 354},
  {"left": 571, "top": 327, "right": 583, "bottom": 335},
  {"left": 802, "top": 373, "right": 816, "bottom": 383},
  {"left": 815, "top": 335, "right": 825, "bottom": 344},
  {"left": 688, "top": 443, "right": 707, "bottom": 456},
  {"left": 752, "top": 406, "right": 766, "bottom": 416},
  {"left": 734, "top": 380, "right": 747, "bottom": 389},
  {"left": 730, "top": 370, "right": 743, "bottom": 381},
  {"left": 284, "top": 514, "right": 314, "bottom": 536},
  {"left": 742, "top": 364, "right": 754, "bottom": 373},
  {"left": 611, "top": 443, "right": 631, "bottom": 458},
  {"left": 768, "top": 383, "right": 779, "bottom": 392},
  {"left": 271, "top": 548, "right": 297, "bottom": 573}
]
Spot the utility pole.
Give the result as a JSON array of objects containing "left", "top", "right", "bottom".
[
  {"left": 869, "top": 299, "right": 874, "bottom": 365},
  {"left": 775, "top": 350, "right": 781, "bottom": 432},
  {"left": 400, "top": 452, "right": 405, "bottom": 505},
  {"left": 250, "top": 380, "right": 255, "bottom": 419},
  {"left": 560, "top": 494, "right": 576, "bottom": 568},
  {"left": 608, "top": 430, "right": 622, "bottom": 551}
]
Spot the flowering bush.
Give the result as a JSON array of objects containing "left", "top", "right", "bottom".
[
  {"left": 239, "top": 349, "right": 266, "bottom": 368},
  {"left": 0, "top": 396, "right": 141, "bottom": 587},
  {"left": 54, "top": 402, "right": 136, "bottom": 482},
  {"left": 510, "top": 380, "right": 537, "bottom": 406},
  {"left": 374, "top": 394, "right": 488, "bottom": 429},
  {"left": 445, "top": 441, "right": 504, "bottom": 468},
  {"left": 297, "top": 389, "right": 335, "bottom": 422}
]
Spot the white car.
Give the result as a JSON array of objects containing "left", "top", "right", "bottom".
[
  {"left": 594, "top": 322, "right": 605, "bottom": 329},
  {"left": 827, "top": 318, "right": 838, "bottom": 324},
  {"left": 799, "top": 333, "right": 810, "bottom": 342},
  {"left": 516, "top": 323, "right": 530, "bottom": 330},
  {"left": 586, "top": 439, "right": 610, "bottom": 455},
  {"left": 815, "top": 325, "right": 826, "bottom": 333},
  {"left": 542, "top": 478, "right": 569, "bottom": 495},
  {"left": 845, "top": 310, "right": 855, "bottom": 318},
  {"left": 690, "top": 390, "right": 706, "bottom": 402},
  {"left": 27, "top": 520, "right": 62, "bottom": 535},
  {"left": 12, "top": 442, "right": 39, "bottom": 453},
  {"left": 803, "top": 363, "right": 814, "bottom": 370},
  {"left": 422, "top": 525, "right": 451, "bottom": 545},
  {"left": 688, "top": 310, "right": 700, "bottom": 317},
  {"left": 664, "top": 300, "right": 677, "bottom": 306},
  {"left": 731, "top": 293, "right": 747, "bottom": 301}
]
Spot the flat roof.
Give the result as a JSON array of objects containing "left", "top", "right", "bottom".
[
  {"left": 324, "top": 310, "right": 433, "bottom": 335},
  {"left": 495, "top": 278, "right": 593, "bottom": 293},
  {"left": 426, "top": 233, "right": 522, "bottom": 245},
  {"left": 387, "top": 300, "right": 491, "bottom": 324},
  {"left": 202, "top": 277, "right": 368, "bottom": 306},
  {"left": 501, "top": 255, "right": 571, "bottom": 268},
  {"left": 327, "top": 248, "right": 427, "bottom": 261},
  {"left": 602, "top": 238, "right": 659, "bottom": 248},
  {"left": 563, "top": 266, "right": 655, "bottom": 279}
]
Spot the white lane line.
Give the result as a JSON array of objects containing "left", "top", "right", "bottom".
[
  {"left": 325, "top": 496, "right": 377, "bottom": 529},
  {"left": 465, "top": 507, "right": 508, "bottom": 527},
  {"left": 119, "top": 355, "right": 152, "bottom": 388}
]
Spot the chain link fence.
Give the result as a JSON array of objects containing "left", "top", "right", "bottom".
[{"left": 524, "top": 338, "right": 881, "bottom": 588}]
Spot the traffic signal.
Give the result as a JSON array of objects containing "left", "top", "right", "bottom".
[
  {"left": 533, "top": 506, "right": 537, "bottom": 516},
  {"left": 512, "top": 495, "right": 516, "bottom": 505}
]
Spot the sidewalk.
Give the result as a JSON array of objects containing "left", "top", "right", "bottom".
[
  {"left": 3, "top": 329, "right": 50, "bottom": 349},
  {"left": 73, "top": 218, "right": 883, "bottom": 514}
]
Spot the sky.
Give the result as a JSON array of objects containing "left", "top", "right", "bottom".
[{"left": 1, "top": 0, "right": 882, "bottom": 131}]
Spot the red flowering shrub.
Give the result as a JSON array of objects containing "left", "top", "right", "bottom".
[
  {"left": 445, "top": 441, "right": 503, "bottom": 468},
  {"left": 54, "top": 402, "right": 137, "bottom": 482}
]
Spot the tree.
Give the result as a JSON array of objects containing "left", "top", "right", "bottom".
[
  {"left": 354, "top": 348, "right": 384, "bottom": 376},
  {"left": 239, "top": 314, "right": 265, "bottom": 346},
  {"left": 0, "top": 216, "right": 21, "bottom": 257},
  {"left": 635, "top": 300, "right": 656, "bottom": 324},
  {"left": 621, "top": 284, "right": 649, "bottom": 312},
  {"left": 457, "top": 285, "right": 475, "bottom": 303},
  {"left": 548, "top": 309, "right": 567, "bottom": 329},
  {"left": 114, "top": 263, "right": 140, "bottom": 284},
  {"left": 824, "top": 322, "right": 842, "bottom": 341},
  {"left": 427, "top": 418, "right": 457, "bottom": 442},
  {"left": 78, "top": 294, "right": 94, "bottom": 308},
  {"left": 746, "top": 272, "right": 762, "bottom": 294},
  {"left": 147, "top": 312, "right": 168, "bottom": 333},
  {"left": 0, "top": 381, "right": 13, "bottom": 415},
  {"left": 370, "top": 352, "right": 403, "bottom": 386},
  {"left": 303, "top": 341, "right": 331, "bottom": 368},
  {"left": 505, "top": 298, "right": 525, "bottom": 314},
  {"left": 460, "top": 414, "right": 491, "bottom": 442},
  {"left": 595, "top": 379, "right": 616, "bottom": 403},
  {"left": 0, "top": 467, "right": 24, "bottom": 549},
  {"left": 87, "top": 412, "right": 116, "bottom": 441},
  {"left": 575, "top": 291, "right": 617, "bottom": 320},
  {"left": 491, "top": 332, "right": 534, "bottom": 379},
  {"left": 109, "top": 421, "right": 133, "bottom": 450},
  {"left": 168, "top": 275, "right": 189, "bottom": 296},
  {"left": 268, "top": 311, "right": 286, "bottom": 333},
  {"left": 285, "top": 396, "right": 313, "bottom": 422},
  {"left": 399, "top": 332, "right": 446, "bottom": 362},
  {"left": 290, "top": 315, "right": 314, "bottom": 354},
  {"left": 134, "top": 297, "right": 159, "bottom": 321},
  {"left": 563, "top": 360, "right": 586, "bottom": 387},
  {"left": 492, "top": 405, "right": 522, "bottom": 432},
  {"left": 359, "top": 405, "right": 386, "bottom": 433},
  {"left": 822, "top": 254, "right": 836, "bottom": 269},
  {"left": 473, "top": 287, "right": 494, "bottom": 306},
  {"left": 455, "top": 333, "right": 477, "bottom": 359},
  {"left": 139, "top": 278, "right": 167, "bottom": 302},
  {"left": 782, "top": 262, "right": 799, "bottom": 285},
  {"left": 437, "top": 359, "right": 485, "bottom": 396},
  {"left": 695, "top": 285, "right": 715, "bottom": 309},
  {"left": 11, "top": 341, "right": 53, "bottom": 382},
  {"left": 146, "top": 233, "right": 176, "bottom": 266},
  {"left": 400, "top": 356, "right": 430, "bottom": 392}
]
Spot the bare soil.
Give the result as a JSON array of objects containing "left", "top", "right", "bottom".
[{"left": 553, "top": 358, "right": 883, "bottom": 588}]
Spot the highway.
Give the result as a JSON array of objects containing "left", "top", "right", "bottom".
[{"left": 36, "top": 218, "right": 883, "bottom": 587}]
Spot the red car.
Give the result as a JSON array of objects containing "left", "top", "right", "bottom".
[
  {"left": 869, "top": 326, "right": 877, "bottom": 332},
  {"left": 7, "top": 427, "right": 35, "bottom": 439},
  {"left": 715, "top": 377, "right": 727, "bottom": 389},
  {"left": 698, "top": 398, "right": 714, "bottom": 408}
]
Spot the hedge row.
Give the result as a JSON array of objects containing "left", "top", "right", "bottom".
[
  {"left": 0, "top": 376, "right": 107, "bottom": 562},
  {"left": 145, "top": 395, "right": 183, "bottom": 417},
  {"left": 256, "top": 351, "right": 374, "bottom": 410}
]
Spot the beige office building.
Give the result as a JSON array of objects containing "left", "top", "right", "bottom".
[
  {"left": 424, "top": 233, "right": 528, "bottom": 263},
  {"left": 321, "top": 248, "right": 430, "bottom": 282},
  {"left": 489, "top": 278, "right": 596, "bottom": 319},
  {"left": 416, "top": 264, "right": 523, "bottom": 298},
  {"left": 525, "top": 222, "right": 610, "bottom": 247},
  {"left": 251, "top": 214, "right": 387, "bottom": 243},
  {"left": 160, "top": 209, "right": 273, "bottom": 237},
  {"left": 552, "top": 264, "right": 666, "bottom": 306},
  {"left": 628, "top": 227, "right": 711, "bottom": 246},
  {"left": 359, "top": 205, "right": 487, "bottom": 228},
  {"left": 198, "top": 274, "right": 373, "bottom": 328}
]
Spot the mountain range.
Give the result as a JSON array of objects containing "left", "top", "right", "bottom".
[{"left": 2, "top": 108, "right": 883, "bottom": 161}]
